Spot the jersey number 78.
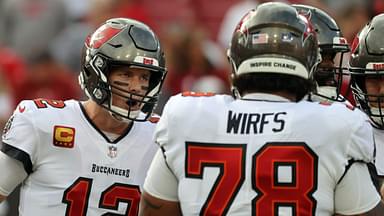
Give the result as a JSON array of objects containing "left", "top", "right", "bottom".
[{"left": 186, "top": 142, "right": 318, "bottom": 215}]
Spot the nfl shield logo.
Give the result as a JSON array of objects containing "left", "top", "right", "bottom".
[
  {"left": 281, "top": 32, "right": 293, "bottom": 42},
  {"left": 108, "top": 145, "right": 117, "bottom": 158}
]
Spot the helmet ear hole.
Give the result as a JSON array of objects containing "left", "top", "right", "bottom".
[{"left": 95, "top": 82, "right": 110, "bottom": 104}]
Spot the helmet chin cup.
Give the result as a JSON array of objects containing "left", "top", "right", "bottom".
[
  {"left": 92, "top": 88, "right": 107, "bottom": 104},
  {"left": 316, "top": 86, "right": 337, "bottom": 100},
  {"left": 110, "top": 104, "right": 140, "bottom": 121}
]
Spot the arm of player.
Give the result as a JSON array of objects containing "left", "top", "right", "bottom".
[
  {"left": 335, "top": 203, "right": 384, "bottom": 216},
  {"left": 139, "top": 191, "right": 181, "bottom": 216},
  {"left": 334, "top": 162, "right": 384, "bottom": 216},
  {"left": 139, "top": 149, "right": 181, "bottom": 215},
  {"left": 0, "top": 151, "right": 27, "bottom": 202}
]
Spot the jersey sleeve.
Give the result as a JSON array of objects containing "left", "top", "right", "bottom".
[
  {"left": 153, "top": 110, "right": 169, "bottom": 149},
  {"left": 148, "top": 95, "right": 183, "bottom": 201},
  {"left": 153, "top": 95, "right": 179, "bottom": 148},
  {"left": 1, "top": 100, "right": 39, "bottom": 174},
  {"left": 0, "top": 151, "right": 28, "bottom": 196},
  {"left": 347, "top": 117, "right": 375, "bottom": 162},
  {"left": 143, "top": 149, "right": 179, "bottom": 201},
  {"left": 334, "top": 162, "right": 381, "bottom": 215}
]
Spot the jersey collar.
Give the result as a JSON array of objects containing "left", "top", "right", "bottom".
[{"left": 241, "top": 93, "right": 291, "bottom": 102}]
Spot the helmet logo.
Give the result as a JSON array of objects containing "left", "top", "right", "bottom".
[
  {"left": 86, "top": 25, "right": 122, "bottom": 49},
  {"left": 298, "top": 14, "right": 315, "bottom": 41},
  {"left": 234, "top": 11, "right": 252, "bottom": 35},
  {"left": 350, "top": 36, "right": 360, "bottom": 54}
]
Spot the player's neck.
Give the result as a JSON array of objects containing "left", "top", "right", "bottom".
[{"left": 83, "top": 100, "right": 132, "bottom": 135}]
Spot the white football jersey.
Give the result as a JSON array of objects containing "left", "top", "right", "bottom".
[
  {"left": 373, "top": 128, "right": 384, "bottom": 176},
  {"left": 149, "top": 93, "right": 376, "bottom": 215},
  {"left": 1, "top": 99, "right": 159, "bottom": 215}
]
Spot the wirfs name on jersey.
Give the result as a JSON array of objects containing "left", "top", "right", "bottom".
[
  {"left": 92, "top": 163, "right": 130, "bottom": 178},
  {"left": 227, "top": 110, "right": 286, "bottom": 134}
]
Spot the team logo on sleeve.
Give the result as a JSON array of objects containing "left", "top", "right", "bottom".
[
  {"left": 18, "top": 105, "right": 26, "bottom": 113},
  {"left": 53, "top": 126, "right": 75, "bottom": 148}
]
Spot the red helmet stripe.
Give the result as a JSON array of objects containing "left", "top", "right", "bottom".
[{"left": 86, "top": 25, "right": 122, "bottom": 49}]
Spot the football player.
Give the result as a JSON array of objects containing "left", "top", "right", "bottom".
[
  {"left": 349, "top": 13, "right": 384, "bottom": 196},
  {"left": 293, "top": 4, "right": 351, "bottom": 103},
  {"left": 0, "top": 18, "right": 167, "bottom": 215},
  {"left": 139, "top": 2, "right": 384, "bottom": 215}
]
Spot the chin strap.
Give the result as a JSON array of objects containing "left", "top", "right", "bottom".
[{"left": 109, "top": 104, "right": 140, "bottom": 122}]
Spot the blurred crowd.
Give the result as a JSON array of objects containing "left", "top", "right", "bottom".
[{"left": 0, "top": 0, "right": 382, "bottom": 130}]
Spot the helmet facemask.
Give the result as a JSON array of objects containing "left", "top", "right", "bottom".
[
  {"left": 107, "top": 64, "right": 165, "bottom": 122},
  {"left": 349, "top": 14, "right": 384, "bottom": 129},
  {"left": 351, "top": 70, "right": 384, "bottom": 129},
  {"left": 314, "top": 47, "right": 350, "bottom": 102}
]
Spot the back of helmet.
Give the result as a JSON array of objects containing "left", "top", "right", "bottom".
[{"left": 227, "top": 2, "right": 319, "bottom": 101}]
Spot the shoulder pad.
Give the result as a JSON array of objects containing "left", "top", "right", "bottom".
[
  {"left": 318, "top": 101, "right": 332, "bottom": 106},
  {"left": 181, "top": 91, "right": 215, "bottom": 97},
  {"left": 148, "top": 116, "right": 160, "bottom": 123},
  {"left": 345, "top": 103, "right": 355, "bottom": 111}
]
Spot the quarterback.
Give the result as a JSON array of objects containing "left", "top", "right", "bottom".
[{"left": 0, "top": 18, "right": 166, "bottom": 215}]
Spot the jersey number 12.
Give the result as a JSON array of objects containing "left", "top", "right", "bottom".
[{"left": 62, "top": 177, "right": 141, "bottom": 216}]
